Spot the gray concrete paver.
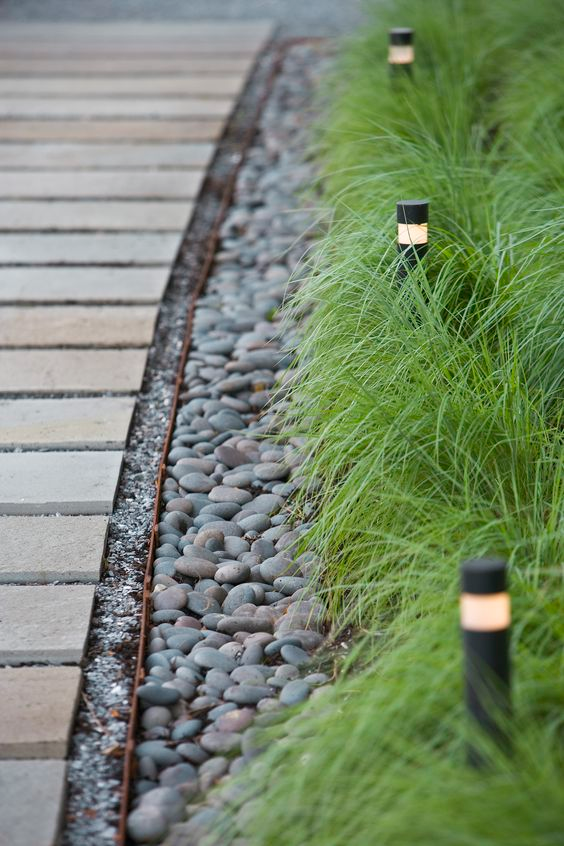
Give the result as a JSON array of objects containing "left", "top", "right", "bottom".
[
  {"left": 0, "top": 232, "right": 182, "bottom": 263},
  {"left": 0, "top": 201, "right": 192, "bottom": 231},
  {"left": 0, "top": 515, "right": 108, "bottom": 583},
  {"left": 0, "top": 305, "right": 157, "bottom": 347},
  {"left": 0, "top": 169, "right": 204, "bottom": 198},
  {"left": 0, "top": 584, "right": 96, "bottom": 664},
  {"left": 0, "top": 450, "right": 123, "bottom": 514},
  {"left": 0, "top": 267, "right": 169, "bottom": 303},
  {"left": 0, "top": 75, "right": 246, "bottom": 96},
  {"left": 0, "top": 348, "right": 147, "bottom": 393},
  {"left": 0, "top": 760, "right": 67, "bottom": 846},
  {"left": 0, "top": 666, "right": 82, "bottom": 758},
  {"left": 0, "top": 396, "right": 135, "bottom": 448},
  {"left": 0, "top": 142, "right": 214, "bottom": 169},
  {"left": 0, "top": 97, "right": 232, "bottom": 117},
  {"left": 0, "top": 119, "right": 224, "bottom": 141}
]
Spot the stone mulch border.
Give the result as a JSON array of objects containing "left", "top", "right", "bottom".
[{"left": 127, "top": 44, "right": 332, "bottom": 846}]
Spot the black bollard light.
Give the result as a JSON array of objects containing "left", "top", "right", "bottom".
[
  {"left": 396, "top": 199, "right": 428, "bottom": 276},
  {"left": 388, "top": 28, "right": 414, "bottom": 74},
  {"left": 460, "top": 558, "right": 511, "bottom": 766}
]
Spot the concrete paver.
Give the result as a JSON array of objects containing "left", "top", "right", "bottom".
[
  {"left": 0, "top": 119, "right": 224, "bottom": 142},
  {"left": 0, "top": 97, "right": 232, "bottom": 118},
  {"left": 0, "top": 267, "right": 169, "bottom": 303},
  {"left": 0, "top": 397, "right": 135, "bottom": 448},
  {"left": 0, "top": 450, "right": 123, "bottom": 514},
  {"left": 0, "top": 57, "right": 255, "bottom": 75},
  {"left": 0, "top": 348, "right": 147, "bottom": 393},
  {"left": 0, "top": 515, "right": 108, "bottom": 583},
  {"left": 0, "top": 169, "right": 204, "bottom": 198},
  {"left": 0, "top": 305, "right": 157, "bottom": 347},
  {"left": 0, "top": 584, "right": 96, "bottom": 664},
  {"left": 0, "top": 75, "right": 246, "bottom": 96},
  {"left": 0, "top": 232, "right": 181, "bottom": 263},
  {"left": 0, "top": 40, "right": 267, "bottom": 57},
  {"left": 0, "top": 666, "right": 82, "bottom": 758},
  {"left": 0, "top": 760, "right": 67, "bottom": 846},
  {"left": 0, "top": 201, "right": 193, "bottom": 231},
  {"left": 0, "top": 21, "right": 273, "bottom": 40},
  {"left": 0, "top": 142, "right": 213, "bottom": 169}
]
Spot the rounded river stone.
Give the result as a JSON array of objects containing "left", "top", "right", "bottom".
[
  {"left": 280, "top": 679, "right": 311, "bottom": 706},
  {"left": 280, "top": 644, "right": 311, "bottom": 668},
  {"left": 214, "top": 562, "right": 251, "bottom": 585},
  {"left": 137, "top": 685, "right": 181, "bottom": 707},
  {"left": 224, "top": 685, "right": 274, "bottom": 705},
  {"left": 192, "top": 647, "right": 237, "bottom": 673},
  {"left": 153, "top": 587, "right": 187, "bottom": 612}
]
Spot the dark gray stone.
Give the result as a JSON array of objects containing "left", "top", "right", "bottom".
[
  {"left": 170, "top": 720, "right": 204, "bottom": 741},
  {"left": 214, "top": 562, "right": 251, "bottom": 584},
  {"left": 273, "top": 576, "right": 307, "bottom": 595},
  {"left": 138, "top": 685, "right": 181, "bottom": 707},
  {"left": 136, "top": 741, "right": 182, "bottom": 767},
  {"left": 280, "top": 679, "right": 311, "bottom": 706},
  {"left": 192, "top": 647, "right": 237, "bottom": 673},
  {"left": 245, "top": 493, "right": 284, "bottom": 514},
  {"left": 217, "top": 616, "right": 274, "bottom": 635},
  {"left": 280, "top": 644, "right": 311, "bottom": 668},
  {"left": 185, "top": 593, "right": 222, "bottom": 617},
  {"left": 224, "top": 685, "right": 274, "bottom": 705},
  {"left": 222, "top": 584, "right": 259, "bottom": 616}
]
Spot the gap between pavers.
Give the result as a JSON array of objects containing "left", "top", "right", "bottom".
[
  {"left": 0, "top": 305, "right": 158, "bottom": 348},
  {"left": 0, "top": 450, "right": 123, "bottom": 514},
  {"left": 0, "top": 267, "right": 170, "bottom": 304},
  {"left": 0, "top": 232, "right": 182, "bottom": 263},
  {"left": 0, "top": 584, "right": 96, "bottom": 664},
  {"left": 0, "top": 666, "right": 82, "bottom": 758},
  {"left": 0, "top": 759, "right": 67, "bottom": 846},
  {"left": 0, "top": 348, "right": 147, "bottom": 393},
  {"left": 0, "top": 201, "right": 193, "bottom": 231},
  {"left": 0, "top": 142, "right": 214, "bottom": 169},
  {"left": 0, "top": 515, "right": 108, "bottom": 584},
  {"left": 0, "top": 396, "right": 135, "bottom": 449}
]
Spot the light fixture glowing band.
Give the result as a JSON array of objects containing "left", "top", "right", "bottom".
[
  {"left": 460, "top": 592, "right": 510, "bottom": 631},
  {"left": 397, "top": 222, "right": 428, "bottom": 246},
  {"left": 460, "top": 557, "right": 511, "bottom": 765},
  {"left": 388, "top": 45, "right": 414, "bottom": 65},
  {"left": 389, "top": 28, "right": 414, "bottom": 69}
]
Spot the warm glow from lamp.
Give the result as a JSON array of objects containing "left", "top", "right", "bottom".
[
  {"left": 397, "top": 222, "right": 428, "bottom": 246},
  {"left": 460, "top": 592, "right": 511, "bottom": 631},
  {"left": 388, "top": 44, "right": 415, "bottom": 65}
]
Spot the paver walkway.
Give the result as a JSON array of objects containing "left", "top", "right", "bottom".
[{"left": 0, "top": 21, "right": 272, "bottom": 846}]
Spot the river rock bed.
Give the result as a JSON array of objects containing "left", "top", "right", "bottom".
[{"left": 128, "top": 44, "right": 331, "bottom": 845}]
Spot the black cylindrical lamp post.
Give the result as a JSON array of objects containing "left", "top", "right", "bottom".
[
  {"left": 388, "top": 28, "right": 414, "bottom": 73},
  {"left": 460, "top": 557, "right": 511, "bottom": 765},
  {"left": 397, "top": 199, "right": 428, "bottom": 275}
]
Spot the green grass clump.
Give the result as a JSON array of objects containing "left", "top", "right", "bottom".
[{"left": 205, "top": 0, "right": 563, "bottom": 843}]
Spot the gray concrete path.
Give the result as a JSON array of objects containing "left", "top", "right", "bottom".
[{"left": 0, "top": 20, "right": 272, "bottom": 846}]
